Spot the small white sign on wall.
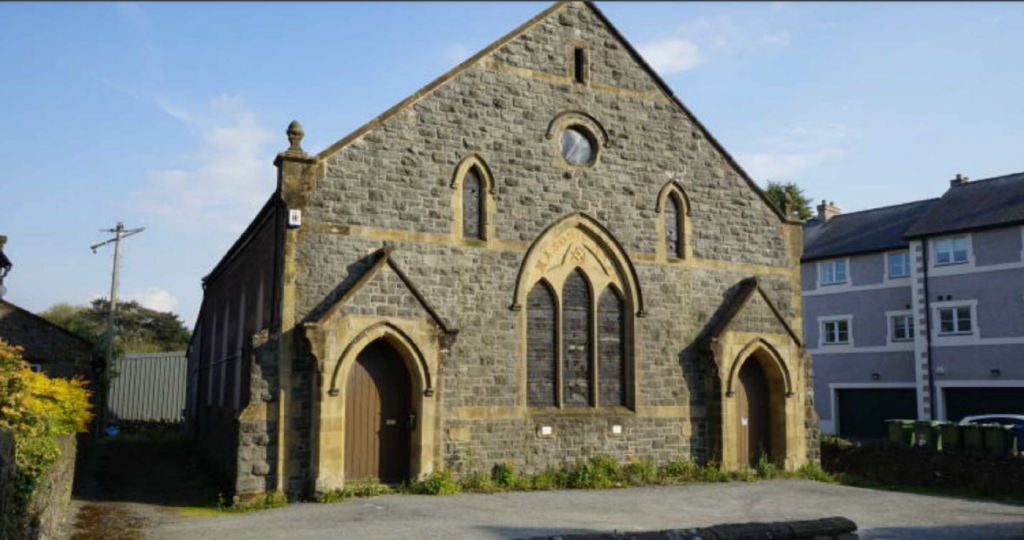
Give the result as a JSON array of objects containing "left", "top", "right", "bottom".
[{"left": 288, "top": 209, "right": 302, "bottom": 228}]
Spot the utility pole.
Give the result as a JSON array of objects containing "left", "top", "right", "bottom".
[{"left": 91, "top": 222, "right": 144, "bottom": 432}]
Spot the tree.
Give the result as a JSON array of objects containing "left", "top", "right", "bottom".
[
  {"left": 765, "top": 181, "right": 814, "bottom": 221},
  {"left": 41, "top": 299, "right": 190, "bottom": 354}
]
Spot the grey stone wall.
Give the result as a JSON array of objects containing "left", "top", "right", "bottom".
[
  {"left": 306, "top": 3, "right": 788, "bottom": 269},
  {"left": 2, "top": 434, "right": 77, "bottom": 540},
  {"left": 287, "top": 1, "right": 804, "bottom": 488},
  {"left": 0, "top": 429, "right": 14, "bottom": 539}
]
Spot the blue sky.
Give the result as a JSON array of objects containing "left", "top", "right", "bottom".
[{"left": 1, "top": 1, "right": 1022, "bottom": 327}]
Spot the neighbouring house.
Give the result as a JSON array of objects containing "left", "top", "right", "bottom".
[
  {"left": 0, "top": 236, "right": 96, "bottom": 380},
  {"left": 803, "top": 172, "right": 1024, "bottom": 438},
  {"left": 186, "top": 1, "right": 817, "bottom": 499}
]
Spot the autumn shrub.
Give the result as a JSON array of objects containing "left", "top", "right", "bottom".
[{"left": 0, "top": 339, "right": 93, "bottom": 511}]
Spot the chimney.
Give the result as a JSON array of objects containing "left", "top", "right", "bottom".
[
  {"left": 950, "top": 173, "right": 970, "bottom": 188},
  {"left": 816, "top": 200, "right": 841, "bottom": 222}
]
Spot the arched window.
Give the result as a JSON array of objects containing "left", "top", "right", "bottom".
[
  {"left": 666, "top": 195, "right": 683, "bottom": 259},
  {"left": 598, "top": 286, "right": 626, "bottom": 407},
  {"left": 462, "top": 167, "right": 483, "bottom": 240},
  {"left": 526, "top": 281, "right": 557, "bottom": 407},
  {"left": 562, "top": 270, "right": 592, "bottom": 407},
  {"left": 657, "top": 182, "right": 690, "bottom": 260}
]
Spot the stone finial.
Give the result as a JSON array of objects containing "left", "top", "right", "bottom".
[
  {"left": 286, "top": 120, "right": 306, "bottom": 155},
  {"left": 950, "top": 173, "right": 970, "bottom": 188}
]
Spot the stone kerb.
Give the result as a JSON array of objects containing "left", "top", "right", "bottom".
[{"left": 514, "top": 516, "right": 858, "bottom": 540}]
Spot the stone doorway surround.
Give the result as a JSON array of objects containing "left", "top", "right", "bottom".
[
  {"left": 301, "top": 247, "right": 456, "bottom": 493},
  {"left": 700, "top": 277, "right": 808, "bottom": 470}
]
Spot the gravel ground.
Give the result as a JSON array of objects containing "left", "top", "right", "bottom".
[{"left": 129, "top": 480, "right": 1024, "bottom": 540}]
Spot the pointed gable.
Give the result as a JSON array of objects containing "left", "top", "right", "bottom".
[
  {"left": 317, "top": 247, "right": 456, "bottom": 334},
  {"left": 705, "top": 278, "right": 802, "bottom": 347}
]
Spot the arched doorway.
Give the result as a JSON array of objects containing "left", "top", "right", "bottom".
[
  {"left": 344, "top": 339, "right": 412, "bottom": 483},
  {"left": 735, "top": 358, "right": 770, "bottom": 467}
]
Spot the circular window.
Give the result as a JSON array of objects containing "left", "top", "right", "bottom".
[{"left": 560, "top": 126, "right": 596, "bottom": 166}]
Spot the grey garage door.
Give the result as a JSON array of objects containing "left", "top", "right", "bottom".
[
  {"left": 944, "top": 387, "right": 1024, "bottom": 422},
  {"left": 837, "top": 388, "right": 917, "bottom": 439}
]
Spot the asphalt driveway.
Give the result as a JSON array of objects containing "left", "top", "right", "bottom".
[{"left": 136, "top": 480, "right": 1024, "bottom": 540}]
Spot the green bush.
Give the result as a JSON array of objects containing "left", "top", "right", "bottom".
[
  {"left": 530, "top": 466, "right": 569, "bottom": 491},
  {"left": 624, "top": 459, "right": 659, "bottom": 486},
  {"left": 756, "top": 454, "right": 780, "bottom": 479},
  {"left": 319, "top": 478, "right": 394, "bottom": 502},
  {"left": 460, "top": 470, "right": 497, "bottom": 493},
  {"left": 490, "top": 462, "right": 522, "bottom": 489},
  {"left": 566, "top": 455, "right": 622, "bottom": 489},
  {"left": 794, "top": 464, "right": 835, "bottom": 483},
  {"left": 408, "top": 470, "right": 461, "bottom": 496},
  {"left": 660, "top": 458, "right": 700, "bottom": 482}
]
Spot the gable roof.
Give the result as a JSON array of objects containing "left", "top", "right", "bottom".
[
  {"left": 904, "top": 171, "right": 1024, "bottom": 238},
  {"left": 703, "top": 277, "right": 802, "bottom": 347},
  {"left": 315, "top": 1, "right": 793, "bottom": 224},
  {"left": 0, "top": 299, "right": 96, "bottom": 351},
  {"left": 802, "top": 198, "right": 938, "bottom": 262},
  {"left": 316, "top": 246, "right": 457, "bottom": 334}
]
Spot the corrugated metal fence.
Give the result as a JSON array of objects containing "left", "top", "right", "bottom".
[{"left": 106, "top": 351, "right": 187, "bottom": 422}]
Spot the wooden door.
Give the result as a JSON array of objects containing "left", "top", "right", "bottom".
[
  {"left": 345, "top": 340, "right": 412, "bottom": 483},
  {"left": 736, "top": 359, "right": 770, "bottom": 467}
]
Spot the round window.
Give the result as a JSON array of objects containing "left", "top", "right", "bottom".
[{"left": 560, "top": 126, "right": 595, "bottom": 166}]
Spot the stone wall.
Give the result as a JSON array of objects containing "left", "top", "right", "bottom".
[
  {"left": 512, "top": 517, "right": 858, "bottom": 540},
  {"left": 0, "top": 429, "right": 14, "bottom": 540},
  {"left": 2, "top": 433, "right": 78, "bottom": 540},
  {"left": 282, "top": 1, "right": 810, "bottom": 492}
]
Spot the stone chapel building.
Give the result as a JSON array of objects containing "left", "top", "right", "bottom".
[{"left": 185, "top": 1, "right": 818, "bottom": 499}]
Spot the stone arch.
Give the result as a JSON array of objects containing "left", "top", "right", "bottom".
[
  {"left": 725, "top": 338, "right": 793, "bottom": 399},
  {"left": 545, "top": 111, "right": 610, "bottom": 148},
  {"left": 450, "top": 154, "right": 496, "bottom": 241},
  {"left": 514, "top": 212, "right": 642, "bottom": 411},
  {"left": 656, "top": 180, "right": 692, "bottom": 260},
  {"left": 328, "top": 321, "right": 432, "bottom": 397},
  {"left": 510, "top": 212, "right": 644, "bottom": 317},
  {"left": 724, "top": 338, "right": 791, "bottom": 467}
]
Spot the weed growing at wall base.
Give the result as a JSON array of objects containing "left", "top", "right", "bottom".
[{"left": 312, "top": 455, "right": 838, "bottom": 507}]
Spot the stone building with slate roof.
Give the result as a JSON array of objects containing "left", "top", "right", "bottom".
[
  {"left": 803, "top": 172, "right": 1024, "bottom": 438},
  {"left": 186, "top": 1, "right": 816, "bottom": 499}
]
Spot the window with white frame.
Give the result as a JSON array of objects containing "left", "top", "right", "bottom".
[
  {"left": 822, "top": 319, "right": 850, "bottom": 345},
  {"left": 891, "top": 314, "right": 914, "bottom": 341},
  {"left": 887, "top": 251, "right": 910, "bottom": 278},
  {"left": 938, "top": 306, "right": 973, "bottom": 335},
  {"left": 819, "top": 259, "right": 848, "bottom": 286},
  {"left": 933, "top": 236, "right": 968, "bottom": 265}
]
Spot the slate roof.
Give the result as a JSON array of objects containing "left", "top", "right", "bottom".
[
  {"left": 802, "top": 198, "right": 938, "bottom": 262},
  {"left": 904, "top": 172, "right": 1024, "bottom": 238}
]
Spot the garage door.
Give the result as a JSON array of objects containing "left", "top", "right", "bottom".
[
  {"left": 944, "top": 387, "right": 1024, "bottom": 422},
  {"left": 837, "top": 388, "right": 917, "bottom": 439}
]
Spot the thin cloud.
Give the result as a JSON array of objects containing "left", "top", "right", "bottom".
[
  {"left": 129, "top": 95, "right": 275, "bottom": 235},
  {"left": 769, "top": 2, "right": 792, "bottom": 12},
  {"left": 637, "top": 38, "right": 701, "bottom": 75},
  {"left": 737, "top": 123, "right": 854, "bottom": 181},
  {"left": 445, "top": 43, "right": 471, "bottom": 64},
  {"left": 761, "top": 33, "right": 791, "bottom": 47},
  {"left": 91, "top": 73, "right": 194, "bottom": 129},
  {"left": 127, "top": 287, "right": 179, "bottom": 313}
]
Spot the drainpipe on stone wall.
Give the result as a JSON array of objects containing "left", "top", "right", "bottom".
[{"left": 922, "top": 239, "right": 937, "bottom": 420}]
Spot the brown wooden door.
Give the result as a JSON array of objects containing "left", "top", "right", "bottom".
[
  {"left": 736, "top": 359, "right": 770, "bottom": 467},
  {"left": 345, "top": 340, "right": 412, "bottom": 483}
]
